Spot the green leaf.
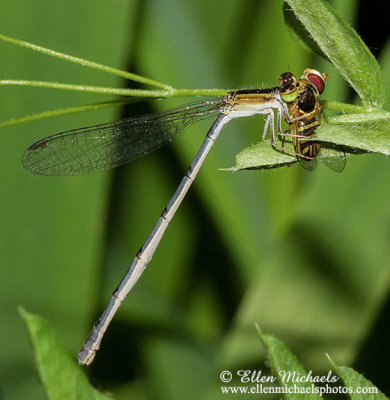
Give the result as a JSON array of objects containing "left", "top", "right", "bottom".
[
  {"left": 19, "top": 308, "right": 110, "bottom": 400},
  {"left": 223, "top": 141, "right": 296, "bottom": 172},
  {"left": 284, "top": 0, "right": 385, "bottom": 108},
  {"left": 327, "top": 355, "right": 389, "bottom": 400},
  {"left": 257, "top": 326, "right": 323, "bottom": 400},
  {"left": 283, "top": 3, "right": 325, "bottom": 59},
  {"left": 317, "top": 111, "right": 390, "bottom": 155},
  {"left": 226, "top": 110, "right": 390, "bottom": 171}
]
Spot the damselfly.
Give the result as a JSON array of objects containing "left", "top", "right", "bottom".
[{"left": 22, "top": 69, "right": 335, "bottom": 365}]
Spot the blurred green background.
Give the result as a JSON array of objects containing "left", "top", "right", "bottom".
[{"left": 1, "top": 0, "right": 389, "bottom": 399}]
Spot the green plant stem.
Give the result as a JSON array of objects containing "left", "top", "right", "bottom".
[
  {"left": 0, "top": 79, "right": 169, "bottom": 96},
  {"left": 172, "top": 88, "right": 228, "bottom": 96},
  {"left": 0, "top": 99, "right": 135, "bottom": 129},
  {"left": 0, "top": 33, "right": 172, "bottom": 90},
  {"left": 0, "top": 79, "right": 228, "bottom": 98}
]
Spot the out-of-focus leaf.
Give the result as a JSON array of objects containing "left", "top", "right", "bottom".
[
  {"left": 258, "top": 327, "right": 322, "bottom": 400},
  {"left": 19, "top": 308, "right": 110, "bottom": 400},
  {"left": 284, "top": 0, "right": 385, "bottom": 108},
  {"left": 327, "top": 355, "right": 388, "bottom": 400}
]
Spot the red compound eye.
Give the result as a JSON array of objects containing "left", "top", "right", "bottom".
[{"left": 307, "top": 73, "right": 325, "bottom": 94}]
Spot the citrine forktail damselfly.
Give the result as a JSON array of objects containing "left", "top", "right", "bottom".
[{"left": 23, "top": 68, "right": 336, "bottom": 365}]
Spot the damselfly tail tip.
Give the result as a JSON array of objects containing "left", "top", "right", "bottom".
[{"left": 77, "top": 347, "right": 96, "bottom": 366}]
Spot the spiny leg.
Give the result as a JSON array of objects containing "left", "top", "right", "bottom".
[
  {"left": 262, "top": 113, "right": 271, "bottom": 140},
  {"left": 265, "top": 107, "right": 292, "bottom": 151},
  {"left": 265, "top": 109, "right": 278, "bottom": 147},
  {"left": 261, "top": 105, "right": 315, "bottom": 161},
  {"left": 272, "top": 108, "right": 315, "bottom": 160},
  {"left": 273, "top": 141, "right": 316, "bottom": 160},
  {"left": 279, "top": 130, "right": 313, "bottom": 139}
]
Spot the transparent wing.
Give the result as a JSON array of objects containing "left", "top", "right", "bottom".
[
  {"left": 22, "top": 98, "right": 225, "bottom": 176},
  {"left": 297, "top": 157, "right": 318, "bottom": 171},
  {"left": 319, "top": 145, "right": 346, "bottom": 173}
]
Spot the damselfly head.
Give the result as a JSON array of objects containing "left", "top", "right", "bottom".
[
  {"left": 300, "top": 69, "right": 327, "bottom": 95},
  {"left": 279, "top": 72, "right": 299, "bottom": 103},
  {"left": 279, "top": 72, "right": 297, "bottom": 88}
]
